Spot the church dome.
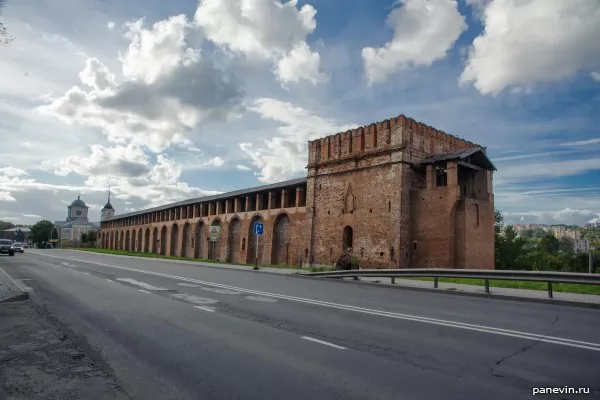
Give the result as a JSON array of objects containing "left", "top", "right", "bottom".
[{"left": 71, "top": 196, "right": 86, "bottom": 207}]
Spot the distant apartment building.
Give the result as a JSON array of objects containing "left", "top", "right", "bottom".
[
  {"left": 573, "top": 239, "right": 589, "bottom": 253},
  {"left": 585, "top": 221, "right": 600, "bottom": 229},
  {"left": 512, "top": 224, "right": 551, "bottom": 234}
]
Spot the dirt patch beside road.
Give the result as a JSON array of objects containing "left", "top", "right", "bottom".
[{"left": 0, "top": 299, "right": 130, "bottom": 400}]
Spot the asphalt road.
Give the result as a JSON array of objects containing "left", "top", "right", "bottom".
[{"left": 2, "top": 250, "right": 600, "bottom": 400}]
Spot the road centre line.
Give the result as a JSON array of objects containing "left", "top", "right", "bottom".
[
  {"left": 139, "top": 289, "right": 151, "bottom": 294},
  {"left": 302, "top": 336, "right": 346, "bottom": 350},
  {"left": 194, "top": 306, "right": 215, "bottom": 313},
  {"left": 31, "top": 252, "right": 600, "bottom": 352},
  {"left": 105, "top": 279, "right": 114, "bottom": 283}
]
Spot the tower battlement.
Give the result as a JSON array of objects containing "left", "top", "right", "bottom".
[{"left": 307, "top": 114, "right": 480, "bottom": 167}]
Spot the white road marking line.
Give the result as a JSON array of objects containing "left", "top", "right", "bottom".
[
  {"left": 105, "top": 279, "right": 114, "bottom": 283},
  {"left": 30, "top": 251, "right": 600, "bottom": 352},
  {"left": 194, "top": 306, "right": 215, "bottom": 313},
  {"left": 83, "top": 272, "right": 90, "bottom": 275},
  {"left": 302, "top": 336, "right": 346, "bottom": 350},
  {"left": 139, "top": 289, "right": 150, "bottom": 294},
  {"left": 116, "top": 278, "right": 168, "bottom": 291}
]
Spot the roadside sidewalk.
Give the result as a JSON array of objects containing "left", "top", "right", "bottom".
[
  {"left": 0, "top": 266, "right": 29, "bottom": 303},
  {"left": 66, "top": 250, "right": 600, "bottom": 307},
  {"left": 0, "top": 298, "right": 130, "bottom": 400},
  {"left": 351, "top": 276, "right": 600, "bottom": 307}
]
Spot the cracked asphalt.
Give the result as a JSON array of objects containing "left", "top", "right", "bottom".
[{"left": 2, "top": 250, "right": 600, "bottom": 400}]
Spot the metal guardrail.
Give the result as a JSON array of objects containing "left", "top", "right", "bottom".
[{"left": 301, "top": 269, "right": 600, "bottom": 298}]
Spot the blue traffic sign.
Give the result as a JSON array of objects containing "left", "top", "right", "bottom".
[{"left": 253, "top": 222, "right": 264, "bottom": 235}]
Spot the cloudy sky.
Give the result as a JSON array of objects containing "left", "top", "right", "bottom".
[{"left": 0, "top": 0, "right": 599, "bottom": 226}]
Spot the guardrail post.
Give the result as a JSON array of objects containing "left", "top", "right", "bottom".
[
  {"left": 391, "top": 277, "right": 395, "bottom": 284},
  {"left": 434, "top": 277, "right": 438, "bottom": 289},
  {"left": 485, "top": 279, "right": 490, "bottom": 293},
  {"left": 547, "top": 282, "right": 553, "bottom": 299}
]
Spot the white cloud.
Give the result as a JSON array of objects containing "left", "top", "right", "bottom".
[
  {"left": 38, "top": 15, "right": 244, "bottom": 153},
  {"left": 194, "top": 0, "right": 324, "bottom": 85},
  {"left": 503, "top": 209, "right": 600, "bottom": 226},
  {"left": 107, "top": 21, "right": 115, "bottom": 30},
  {"left": 51, "top": 144, "right": 150, "bottom": 177},
  {"left": 205, "top": 156, "right": 225, "bottom": 167},
  {"left": 592, "top": 71, "right": 600, "bottom": 81},
  {"left": 560, "top": 138, "right": 600, "bottom": 146},
  {"left": 22, "top": 214, "right": 42, "bottom": 218},
  {"left": 240, "top": 98, "right": 357, "bottom": 183},
  {"left": 362, "top": 0, "right": 466, "bottom": 85},
  {"left": 465, "top": 0, "right": 492, "bottom": 19},
  {"left": 461, "top": 0, "right": 600, "bottom": 95},
  {"left": 121, "top": 15, "right": 200, "bottom": 85},
  {"left": 276, "top": 42, "right": 327, "bottom": 86},
  {"left": 236, "top": 164, "right": 252, "bottom": 171},
  {"left": 497, "top": 158, "right": 600, "bottom": 181},
  {"left": 0, "top": 192, "right": 17, "bottom": 202},
  {"left": 0, "top": 167, "right": 29, "bottom": 177}
]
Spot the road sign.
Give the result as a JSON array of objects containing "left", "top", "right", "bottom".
[
  {"left": 209, "top": 225, "right": 221, "bottom": 238},
  {"left": 253, "top": 222, "right": 264, "bottom": 235},
  {"left": 209, "top": 236, "right": 219, "bottom": 241}
]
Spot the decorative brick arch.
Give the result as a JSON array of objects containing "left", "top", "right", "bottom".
[
  {"left": 170, "top": 223, "right": 179, "bottom": 257},
  {"left": 160, "top": 226, "right": 167, "bottom": 255},
  {"left": 125, "top": 230, "right": 131, "bottom": 251},
  {"left": 195, "top": 221, "right": 205, "bottom": 259},
  {"left": 271, "top": 212, "right": 291, "bottom": 265},
  {"left": 227, "top": 218, "right": 242, "bottom": 263},
  {"left": 144, "top": 228, "right": 150, "bottom": 252},
  {"left": 152, "top": 227, "right": 159, "bottom": 253},
  {"left": 181, "top": 222, "right": 193, "bottom": 258}
]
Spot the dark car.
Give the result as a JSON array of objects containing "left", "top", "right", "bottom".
[{"left": 0, "top": 239, "right": 15, "bottom": 256}]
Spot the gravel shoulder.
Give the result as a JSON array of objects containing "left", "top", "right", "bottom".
[{"left": 0, "top": 299, "right": 130, "bottom": 400}]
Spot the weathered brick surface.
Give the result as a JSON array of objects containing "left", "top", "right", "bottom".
[{"left": 99, "top": 114, "right": 495, "bottom": 270}]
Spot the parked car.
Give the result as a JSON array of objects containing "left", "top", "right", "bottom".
[
  {"left": 0, "top": 239, "right": 15, "bottom": 256},
  {"left": 12, "top": 243, "right": 24, "bottom": 253},
  {"left": 22, "top": 244, "right": 29, "bottom": 249}
]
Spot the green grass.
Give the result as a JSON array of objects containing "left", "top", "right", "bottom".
[
  {"left": 72, "top": 247, "right": 309, "bottom": 271},
  {"left": 405, "top": 277, "right": 600, "bottom": 295}
]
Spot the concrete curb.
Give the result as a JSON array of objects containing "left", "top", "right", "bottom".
[
  {"left": 65, "top": 250, "right": 600, "bottom": 309},
  {"left": 0, "top": 266, "right": 29, "bottom": 303}
]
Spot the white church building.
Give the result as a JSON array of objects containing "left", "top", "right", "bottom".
[{"left": 54, "top": 195, "right": 100, "bottom": 242}]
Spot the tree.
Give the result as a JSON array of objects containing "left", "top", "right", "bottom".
[
  {"left": 538, "top": 233, "right": 559, "bottom": 254},
  {"left": 0, "top": 0, "right": 14, "bottom": 46},
  {"left": 86, "top": 230, "right": 97, "bottom": 243},
  {"left": 0, "top": 220, "right": 15, "bottom": 232},
  {"left": 80, "top": 232, "right": 88, "bottom": 244},
  {"left": 558, "top": 237, "right": 574, "bottom": 253},
  {"left": 30, "top": 220, "right": 55, "bottom": 246}
]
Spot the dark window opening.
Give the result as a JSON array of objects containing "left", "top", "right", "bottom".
[
  {"left": 388, "top": 201, "right": 391, "bottom": 212},
  {"left": 436, "top": 166, "right": 448, "bottom": 187},
  {"left": 360, "top": 132, "right": 365, "bottom": 150},
  {"left": 259, "top": 192, "right": 269, "bottom": 210},
  {"left": 242, "top": 238, "right": 246, "bottom": 251},
  {"left": 413, "top": 242, "right": 417, "bottom": 250},
  {"left": 343, "top": 226, "right": 353, "bottom": 251},
  {"left": 272, "top": 191, "right": 282, "bottom": 209},
  {"left": 297, "top": 185, "right": 307, "bottom": 206},
  {"left": 475, "top": 204, "right": 480, "bottom": 227},
  {"left": 369, "top": 208, "right": 372, "bottom": 213},
  {"left": 248, "top": 195, "right": 256, "bottom": 211},
  {"left": 239, "top": 197, "right": 246, "bottom": 212},
  {"left": 288, "top": 188, "right": 297, "bottom": 208},
  {"left": 201, "top": 204, "right": 208, "bottom": 217},
  {"left": 379, "top": 251, "right": 384, "bottom": 257}
]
